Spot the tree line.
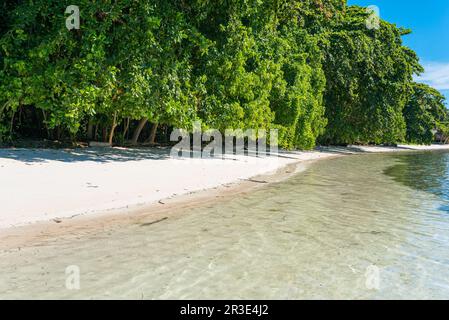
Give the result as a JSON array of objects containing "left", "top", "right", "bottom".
[{"left": 0, "top": 0, "right": 447, "bottom": 149}]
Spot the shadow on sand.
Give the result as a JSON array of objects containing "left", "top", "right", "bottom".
[
  {"left": 0, "top": 147, "right": 172, "bottom": 163},
  {"left": 0, "top": 146, "right": 291, "bottom": 164},
  {"left": 316, "top": 145, "right": 417, "bottom": 154},
  {"left": 0, "top": 144, "right": 420, "bottom": 164}
]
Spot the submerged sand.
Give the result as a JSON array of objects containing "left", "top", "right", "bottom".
[
  {"left": 0, "top": 144, "right": 448, "bottom": 231},
  {"left": 2, "top": 150, "right": 449, "bottom": 299}
]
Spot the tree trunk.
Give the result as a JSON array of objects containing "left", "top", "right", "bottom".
[
  {"left": 87, "top": 120, "right": 94, "bottom": 140},
  {"left": 42, "top": 110, "right": 51, "bottom": 139},
  {"left": 9, "top": 111, "right": 15, "bottom": 136},
  {"left": 131, "top": 118, "right": 148, "bottom": 145},
  {"left": 102, "top": 127, "right": 107, "bottom": 142},
  {"left": 123, "top": 118, "right": 130, "bottom": 140},
  {"left": 56, "top": 126, "right": 62, "bottom": 141},
  {"left": 146, "top": 122, "right": 159, "bottom": 144},
  {"left": 108, "top": 113, "right": 118, "bottom": 145}
]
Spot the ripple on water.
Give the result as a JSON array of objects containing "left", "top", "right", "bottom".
[{"left": 1, "top": 153, "right": 449, "bottom": 299}]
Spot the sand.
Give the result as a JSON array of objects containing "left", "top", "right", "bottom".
[{"left": 1, "top": 144, "right": 448, "bottom": 231}]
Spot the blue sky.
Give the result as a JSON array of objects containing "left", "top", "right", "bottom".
[{"left": 348, "top": 0, "right": 449, "bottom": 104}]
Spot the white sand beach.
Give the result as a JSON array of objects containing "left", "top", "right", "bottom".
[{"left": 1, "top": 144, "right": 448, "bottom": 230}]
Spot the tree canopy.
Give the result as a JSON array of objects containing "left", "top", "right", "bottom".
[
  {"left": 404, "top": 83, "right": 449, "bottom": 145},
  {"left": 0, "top": 0, "right": 447, "bottom": 149}
]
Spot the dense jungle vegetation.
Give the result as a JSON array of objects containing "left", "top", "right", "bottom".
[{"left": 0, "top": 0, "right": 447, "bottom": 148}]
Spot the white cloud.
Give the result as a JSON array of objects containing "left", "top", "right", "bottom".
[{"left": 415, "top": 62, "right": 449, "bottom": 90}]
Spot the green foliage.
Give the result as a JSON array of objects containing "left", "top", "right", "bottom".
[
  {"left": 404, "top": 83, "right": 448, "bottom": 145},
  {"left": 0, "top": 0, "right": 445, "bottom": 148},
  {"left": 0, "top": 0, "right": 203, "bottom": 140},
  {"left": 319, "top": 6, "right": 422, "bottom": 145}
]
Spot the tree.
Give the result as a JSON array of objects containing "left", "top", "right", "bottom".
[
  {"left": 0, "top": 0, "right": 444, "bottom": 149},
  {"left": 319, "top": 6, "right": 422, "bottom": 145},
  {"left": 404, "top": 83, "right": 448, "bottom": 145}
]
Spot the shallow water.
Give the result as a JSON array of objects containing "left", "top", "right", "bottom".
[{"left": 1, "top": 152, "right": 449, "bottom": 299}]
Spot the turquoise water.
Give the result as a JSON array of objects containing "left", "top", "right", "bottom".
[
  {"left": 1, "top": 152, "right": 449, "bottom": 299},
  {"left": 384, "top": 151, "right": 449, "bottom": 213}
]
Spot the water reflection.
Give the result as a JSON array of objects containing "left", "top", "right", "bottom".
[{"left": 384, "top": 151, "right": 449, "bottom": 212}]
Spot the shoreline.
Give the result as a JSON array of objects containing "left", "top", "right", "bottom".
[{"left": 1, "top": 144, "right": 449, "bottom": 248}]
